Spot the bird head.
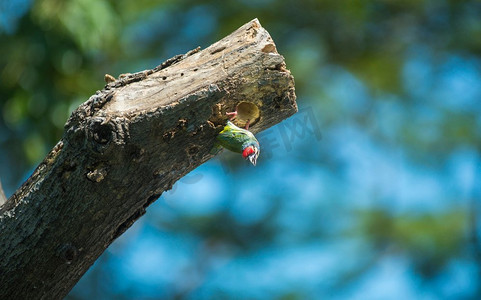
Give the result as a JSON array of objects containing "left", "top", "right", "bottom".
[{"left": 242, "top": 145, "right": 260, "bottom": 166}]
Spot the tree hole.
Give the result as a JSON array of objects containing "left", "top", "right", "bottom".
[{"left": 234, "top": 102, "right": 260, "bottom": 127}]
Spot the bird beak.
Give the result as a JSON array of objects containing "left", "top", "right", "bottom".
[{"left": 248, "top": 154, "right": 257, "bottom": 166}]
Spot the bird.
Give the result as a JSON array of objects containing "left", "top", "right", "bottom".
[{"left": 214, "top": 119, "right": 260, "bottom": 166}]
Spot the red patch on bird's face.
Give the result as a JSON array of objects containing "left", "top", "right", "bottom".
[{"left": 242, "top": 146, "right": 255, "bottom": 159}]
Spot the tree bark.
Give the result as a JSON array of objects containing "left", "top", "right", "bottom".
[{"left": 0, "top": 19, "right": 297, "bottom": 299}]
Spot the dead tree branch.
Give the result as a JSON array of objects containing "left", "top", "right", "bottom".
[{"left": 0, "top": 19, "right": 297, "bottom": 299}]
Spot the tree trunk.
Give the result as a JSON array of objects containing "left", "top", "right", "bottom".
[{"left": 0, "top": 19, "right": 297, "bottom": 299}]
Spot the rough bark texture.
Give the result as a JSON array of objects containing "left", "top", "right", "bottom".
[{"left": 0, "top": 19, "right": 297, "bottom": 299}]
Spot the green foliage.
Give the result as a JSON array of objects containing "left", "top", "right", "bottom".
[{"left": 354, "top": 209, "right": 467, "bottom": 277}]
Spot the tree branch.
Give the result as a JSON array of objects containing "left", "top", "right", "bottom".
[{"left": 0, "top": 19, "right": 297, "bottom": 299}]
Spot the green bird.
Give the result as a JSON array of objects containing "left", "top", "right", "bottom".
[{"left": 214, "top": 120, "right": 260, "bottom": 166}]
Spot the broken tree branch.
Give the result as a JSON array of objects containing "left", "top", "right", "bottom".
[{"left": 0, "top": 19, "right": 297, "bottom": 299}]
